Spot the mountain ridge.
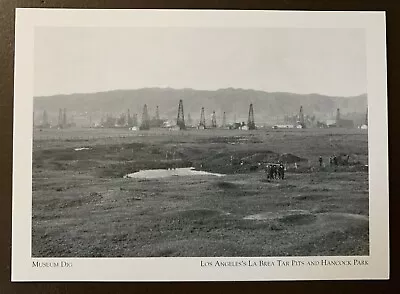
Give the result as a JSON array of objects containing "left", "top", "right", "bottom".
[{"left": 34, "top": 87, "right": 368, "bottom": 125}]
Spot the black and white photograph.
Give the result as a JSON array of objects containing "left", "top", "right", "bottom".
[{"left": 12, "top": 9, "right": 389, "bottom": 281}]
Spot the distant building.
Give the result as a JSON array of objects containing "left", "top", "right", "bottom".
[
  {"left": 162, "top": 120, "right": 175, "bottom": 128},
  {"left": 337, "top": 119, "right": 354, "bottom": 128},
  {"left": 168, "top": 125, "right": 181, "bottom": 131},
  {"left": 335, "top": 108, "right": 354, "bottom": 128},
  {"left": 326, "top": 119, "right": 337, "bottom": 128},
  {"left": 272, "top": 124, "right": 295, "bottom": 129},
  {"left": 229, "top": 122, "right": 242, "bottom": 130}
]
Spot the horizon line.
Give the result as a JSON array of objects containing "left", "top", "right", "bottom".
[{"left": 34, "top": 87, "right": 368, "bottom": 99}]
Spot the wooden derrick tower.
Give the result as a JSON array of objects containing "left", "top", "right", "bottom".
[
  {"left": 198, "top": 107, "right": 206, "bottom": 129},
  {"left": 299, "top": 106, "right": 305, "bottom": 127},
  {"left": 211, "top": 110, "right": 217, "bottom": 128},
  {"left": 63, "top": 108, "right": 67, "bottom": 127},
  {"left": 222, "top": 112, "right": 226, "bottom": 128},
  {"left": 176, "top": 99, "right": 186, "bottom": 130},
  {"left": 140, "top": 104, "right": 150, "bottom": 130},
  {"left": 187, "top": 113, "right": 193, "bottom": 127},
  {"left": 58, "top": 108, "right": 63, "bottom": 128},
  {"left": 336, "top": 108, "right": 341, "bottom": 124},
  {"left": 155, "top": 105, "right": 160, "bottom": 122},
  {"left": 247, "top": 103, "right": 255, "bottom": 130},
  {"left": 42, "top": 110, "right": 49, "bottom": 127}
]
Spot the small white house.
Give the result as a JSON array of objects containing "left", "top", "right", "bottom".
[{"left": 273, "top": 124, "right": 295, "bottom": 129}]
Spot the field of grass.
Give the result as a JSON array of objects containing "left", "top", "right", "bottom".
[{"left": 32, "top": 127, "right": 369, "bottom": 257}]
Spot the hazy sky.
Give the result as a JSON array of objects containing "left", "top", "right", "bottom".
[{"left": 34, "top": 27, "right": 366, "bottom": 97}]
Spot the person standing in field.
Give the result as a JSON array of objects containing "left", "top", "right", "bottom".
[
  {"left": 333, "top": 155, "right": 338, "bottom": 166},
  {"left": 269, "top": 164, "right": 275, "bottom": 179},
  {"left": 319, "top": 156, "right": 323, "bottom": 167},
  {"left": 279, "top": 163, "right": 285, "bottom": 179},
  {"left": 265, "top": 164, "right": 271, "bottom": 179}
]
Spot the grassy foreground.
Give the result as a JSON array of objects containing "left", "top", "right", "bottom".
[{"left": 32, "top": 128, "right": 369, "bottom": 257}]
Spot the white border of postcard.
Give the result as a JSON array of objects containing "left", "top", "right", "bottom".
[{"left": 12, "top": 9, "right": 389, "bottom": 281}]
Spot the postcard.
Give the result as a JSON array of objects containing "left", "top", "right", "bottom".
[{"left": 12, "top": 9, "right": 389, "bottom": 281}]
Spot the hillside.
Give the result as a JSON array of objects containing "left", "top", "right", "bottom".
[{"left": 33, "top": 88, "right": 367, "bottom": 125}]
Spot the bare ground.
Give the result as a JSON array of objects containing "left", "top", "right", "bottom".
[{"left": 32, "top": 128, "right": 369, "bottom": 257}]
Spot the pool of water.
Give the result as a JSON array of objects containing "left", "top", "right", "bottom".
[
  {"left": 74, "top": 147, "right": 91, "bottom": 151},
  {"left": 124, "top": 167, "right": 225, "bottom": 179}
]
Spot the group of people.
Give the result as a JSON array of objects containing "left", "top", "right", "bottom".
[
  {"left": 318, "top": 154, "right": 350, "bottom": 167},
  {"left": 265, "top": 162, "right": 285, "bottom": 180}
]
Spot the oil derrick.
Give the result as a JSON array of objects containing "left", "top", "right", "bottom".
[
  {"left": 336, "top": 108, "right": 341, "bottom": 127},
  {"left": 150, "top": 105, "right": 162, "bottom": 127},
  {"left": 133, "top": 113, "right": 138, "bottom": 126},
  {"left": 155, "top": 106, "right": 160, "bottom": 121},
  {"left": 176, "top": 99, "right": 186, "bottom": 130},
  {"left": 57, "top": 108, "right": 63, "bottom": 128},
  {"left": 247, "top": 103, "right": 255, "bottom": 130},
  {"left": 299, "top": 106, "right": 305, "bottom": 127},
  {"left": 127, "top": 109, "right": 132, "bottom": 126},
  {"left": 198, "top": 107, "right": 206, "bottom": 129},
  {"left": 42, "top": 110, "right": 49, "bottom": 127},
  {"left": 187, "top": 113, "right": 193, "bottom": 127},
  {"left": 140, "top": 104, "right": 150, "bottom": 130},
  {"left": 63, "top": 108, "right": 67, "bottom": 127},
  {"left": 117, "top": 112, "right": 126, "bottom": 126},
  {"left": 222, "top": 112, "right": 227, "bottom": 128},
  {"left": 211, "top": 110, "right": 217, "bottom": 128}
]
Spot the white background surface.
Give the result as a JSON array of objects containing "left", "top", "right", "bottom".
[{"left": 12, "top": 9, "right": 389, "bottom": 281}]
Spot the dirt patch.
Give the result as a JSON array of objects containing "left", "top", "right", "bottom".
[
  {"left": 294, "top": 194, "right": 328, "bottom": 201},
  {"left": 279, "top": 153, "right": 307, "bottom": 164},
  {"left": 198, "top": 136, "right": 262, "bottom": 144},
  {"left": 321, "top": 212, "right": 369, "bottom": 221},
  {"left": 169, "top": 208, "right": 222, "bottom": 219},
  {"left": 214, "top": 181, "right": 239, "bottom": 189},
  {"left": 279, "top": 213, "right": 317, "bottom": 225},
  {"left": 244, "top": 210, "right": 316, "bottom": 226}
]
